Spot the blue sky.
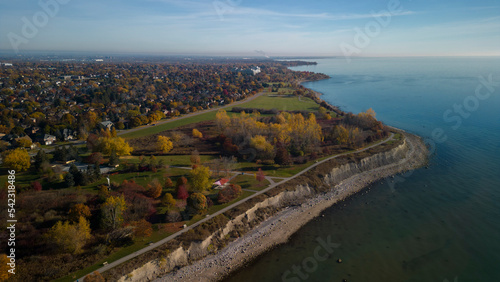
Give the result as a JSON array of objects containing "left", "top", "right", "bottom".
[{"left": 1, "top": 0, "right": 499, "bottom": 56}]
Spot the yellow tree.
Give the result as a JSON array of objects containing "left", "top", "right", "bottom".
[
  {"left": 98, "top": 137, "right": 133, "bottom": 156},
  {"left": 2, "top": 148, "right": 30, "bottom": 171},
  {"left": 157, "top": 136, "right": 173, "bottom": 153},
  {"left": 47, "top": 216, "right": 91, "bottom": 254},
  {"left": 69, "top": 203, "right": 91, "bottom": 222},
  {"left": 215, "top": 109, "right": 230, "bottom": 132},
  {"left": 250, "top": 135, "right": 274, "bottom": 159},
  {"left": 101, "top": 195, "right": 127, "bottom": 230},
  {"left": 334, "top": 125, "right": 349, "bottom": 145},
  {"left": 192, "top": 128, "right": 203, "bottom": 138},
  {"left": 189, "top": 165, "right": 211, "bottom": 192}
]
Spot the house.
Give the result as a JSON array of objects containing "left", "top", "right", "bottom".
[
  {"left": 213, "top": 178, "right": 230, "bottom": 189},
  {"left": 62, "top": 129, "right": 75, "bottom": 141},
  {"left": 99, "top": 121, "right": 114, "bottom": 130},
  {"left": 43, "top": 134, "right": 56, "bottom": 145}
]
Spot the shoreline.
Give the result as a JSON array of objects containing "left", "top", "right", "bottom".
[{"left": 158, "top": 132, "right": 428, "bottom": 282}]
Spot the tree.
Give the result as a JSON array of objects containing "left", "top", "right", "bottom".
[
  {"left": 157, "top": 135, "right": 173, "bottom": 153},
  {"left": 98, "top": 137, "right": 133, "bottom": 156},
  {"left": 161, "top": 193, "right": 176, "bottom": 210},
  {"left": 88, "top": 152, "right": 103, "bottom": 165},
  {"left": 146, "top": 179, "right": 162, "bottom": 199},
  {"left": 250, "top": 135, "right": 274, "bottom": 160},
  {"left": 334, "top": 125, "right": 349, "bottom": 145},
  {"left": 189, "top": 165, "right": 211, "bottom": 192},
  {"left": 83, "top": 271, "right": 104, "bottom": 282},
  {"left": 164, "top": 178, "right": 173, "bottom": 189},
  {"left": 64, "top": 172, "right": 75, "bottom": 187},
  {"left": 47, "top": 216, "right": 91, "bottom": 254},
  {"left": 101, "top": 195, "right": 127, "bottom": 230},
  {"left": 217, "top": 184, "right": 242, "bottom": 204},
  {"left": 2, "top": 148, "right": 30, "bottom": 171},
  {"left": 215, "top": 109, "right": 230, "bottom": 132},
  {"left": 256, "top": 168, "right": 265, "bottom": 183},
  {"left": 175, "top": 177, "right": 189, "bottom": 200},
  {"left": 190, "top": 149, "right": 201, "bottom": 165},
  {"left": 186, "top": 193, "right": 207, "bottom": 216},
  {"left": 192, "top": 128, "right": 203, "bottom": 138},
  {"left": 108, "top": 149, "right": 119, "bottom": 166},
  {"left": 130, "top": 219, "right": 153, "bottom": 239},
  {"left": 69, "top": 203, "right": 91, "bottom": 222},
  {"left": 274, "top": 141, "right": 292, "bottom": 166},
  {"left": 31, "top": 181, "right": 42, "bottom": 192}
]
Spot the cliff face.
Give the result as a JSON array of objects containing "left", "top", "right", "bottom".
[{"left": 117, "top": 135, "right": 424, "bottom": 282}]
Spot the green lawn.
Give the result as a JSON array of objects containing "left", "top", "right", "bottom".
[
  {"left": 229, "top": 94, "right": 319, "bottom": 112},
  {"left": 120, "top": 111, "right": 218, "bottom": 139},
  {"left": 231, "top": 174, "right": 270, "bottom": 191},
  {"left": 120, "top": 154, "right": 216, "bottom": 167}
]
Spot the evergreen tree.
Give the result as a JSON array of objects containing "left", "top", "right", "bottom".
[
  {"left": 65, "top": 172, "right": 75, "bottom": 187},
  {"left": 108, "top": 149, "right": 119, "bottom": 166},
  {"left": 34, "top": 149, "right": 49, "bottom": 171}
]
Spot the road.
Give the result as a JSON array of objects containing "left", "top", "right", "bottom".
[
  {"left": 117, "top": 91, "right": 265, "bottom": 137},
  {"left": 77, "top": 133, "right": 394, "bottom": 281}
]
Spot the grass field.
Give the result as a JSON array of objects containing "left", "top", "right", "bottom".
[
  {"left": 120, "top": 111, "right": 218, "bottom": 139},
  {"left": 229, "top": 94, "right": 320, "bottom": 112},
  {"left": 120, "top": 93, "right": 319, "bottom": 139},
  {"left": 231, "top": 174, "right": 270, "bottom": 191}
]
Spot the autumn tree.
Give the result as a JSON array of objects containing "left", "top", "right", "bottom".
[
  {"left": 215, "top": 109, "right": 230, "bottom": 133},
  {"left": 186, "top": 193, "right": 207, "bottom": 216},
  {"left": 31, "top": 181, "right": 42, "bottom": 192},
  {"left": 69, "top": 203, "right": 91, "bottom": 222},
  {"left": 47, "top": 216, "right": 91, "bottom": 254},
  {"left": 157, "top": 135, "right": 173, "bottom": 153},
  {"left": 334, "top": 125, "right": 349, "bottom": 145},
  {"left": 164, "top": 177, "right": 173, "bottom": 189},
  {"left": 274, "top": 141, "right": 292, "bottom": 166},
  {"left": 192, "top": 128, "right": 203, "bottom": 138},
  {"left": 101, "top": 195, "right": 127, "bottom": 230},
  {"left": 256, "top": 168, "right": 265, "bottom": 183},
  {"left": 175, "top": 177, "right": 189, "bottom": 200},
  {"left": 250, "top": 135, "right": 274, "bottom": 160},
  {"left": 190, "top": 149, "right": 201, "bottom": 165},
  {"left": 2, "top": 148, "right": 30, "bottom": 171},
  {"left": 189, "top": 165, "right": 211, "bottom": 192},
  {"left": 217, "top": 184, "right": 242, "bottom": 204},
  {"left": 83, "top": 271, "right": 104, "bottom": 282},
  {"left": 130, "top": 219, "right": 153, "bottom": 239},
  {"left": 146, "top": 179, "right": 162, "bottom": 199},
  {"left": 96, "top": 137, "right": 132, "bottom": 156},
  {"left": 161, "top": 193, "right": 176, "bottom": 210}
]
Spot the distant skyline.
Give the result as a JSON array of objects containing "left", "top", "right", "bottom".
[{"left": 1, "top": 0, "right": 499, "bottom": 57}]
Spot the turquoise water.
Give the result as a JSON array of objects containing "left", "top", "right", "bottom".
[{"left": 224, "top": 57, "right": 500, "bottom": 282}]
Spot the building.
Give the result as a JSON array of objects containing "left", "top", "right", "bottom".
[
  {"left": 213, "top": 178, "right": 230, "bottom": 189},
  {"left": 43, "top": 134, "right": 56, "bottom": 145},
  {"left": 99, "top": 121, "right": 114, "bottom": 130}
]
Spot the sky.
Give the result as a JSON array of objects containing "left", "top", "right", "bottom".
[{"left": 0, "top": 0, "right": 499, "bottom": 57}]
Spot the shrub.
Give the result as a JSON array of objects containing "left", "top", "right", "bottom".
[{"left": 217, "top": 184, "right": 242, "bottom": 204}]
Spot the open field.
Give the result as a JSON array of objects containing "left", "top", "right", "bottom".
[{"left": 228, "top": 94, "right": 320, "bottom": 112}]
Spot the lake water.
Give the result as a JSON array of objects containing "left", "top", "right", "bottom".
[{"left": 224, "top": 57, "right": 500, "bottom": 282}]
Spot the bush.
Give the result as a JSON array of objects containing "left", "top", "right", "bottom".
[
  {"left": 217, "top": 184, "right": 242, "bottom": 204},
  {"left": 186, "top": 193, "right": 207, "bottom": 216}
]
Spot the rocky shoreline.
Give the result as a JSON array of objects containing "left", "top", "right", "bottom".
[{"left": 157, "top": 132, "right": 428, "bottom": 282}]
